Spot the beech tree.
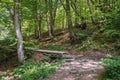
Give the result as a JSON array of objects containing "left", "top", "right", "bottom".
[
  {"left": 14, "top": 0, "right": 24, "bottom": 63},
  {"left": 34, "top": 0, "right": 43, "bottom": 39},
  {"left": 45, "top": 0, "right": 58, "bottom": 39},
  {"left": 60, "top": 0, "right": 76, "bottom": 43},
  {"left": 45, "top": 0, "right": 54, "bottom": 39}
]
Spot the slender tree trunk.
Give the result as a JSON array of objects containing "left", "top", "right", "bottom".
[
  {"left": 34, "top": 1, "right": 42, "bottom": 39},
  {"left": 49, "top": 0, "right": 58, "bottom": 33},
  {"left": 87, "top": 0, "right": 97, "bottom": 24},
  {"left": 66, "top": 0, "right": 75, "bottom": 43},
  {"left": 45, "top": 0, "right": 54, "bottom": 39},
  {"left": 37, "top": 15, "right": 42, "bottom": 39},
  {"left": 74, "top": 0, "right": 78, "bottom": 25},
  {"left": 49, "top": 6, "right": 54, "bottom": 37},
  {"left": 62, "top": 17, "right": 64, "bottom": 29},
  {"left": 46, "top": 12, "right": 54, "bottom": 39},
  {"left": 71, "top": 0, "right": 87, "bottom": 30},
  {"left": 14, "top": 0, "right": 24, "bottom": 64}
]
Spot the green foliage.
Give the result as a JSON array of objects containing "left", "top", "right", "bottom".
[
  {"left": 75, "top": 30, "right": 92, "bottom": 43},
  {"left": 77, "top": 38, "right": 100, "bottom": 51},
  {"left": 76, "top": 30, "right": 88, "bottom": 37},
  {"left": 115, "top": 43, "right": 120, "bottom": 52},
  {"left": 13, "top": 61, "right": 57, "bottom": 80},
  {"left": 105, "top": 8, "right": 120, "bottom": 28},
  {"left": 41, "top": 56, "right": 51, "bottom": 62},
  {"left": 102, "top": 56, "right": 120, "bottom": 80},
  {"left": 103, "top": 29, "right": 120, "bottom": 42},
  {"left": 24, "top": 40, "right": 39, "bottom": 48},
  {"left": 0, "top": 37, "right": 17, "bottom": 61},
  {"left": 97, "top": 0, "right": 120, "bottom": 53},
  {"left": 45, "top": 45, "right": 64, "bottom": 51},
  {"left": 0, "top": 76, "right": 2, "bottom": 80}
]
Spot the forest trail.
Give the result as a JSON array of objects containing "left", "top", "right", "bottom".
[{"left": 40, "top": 51, "right": 106, "bottom": 80}]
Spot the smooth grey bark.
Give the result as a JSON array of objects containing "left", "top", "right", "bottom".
[
  {"left": 14, "top": 0, "right": 24, "bottom": 64},
  {"left": 45, "top": 0, "right": 54, "bottom": 39},
  {"left": 37, "top": 15, "right": 42, "bottom": 39},
  {"left": 45, "top": 0, "right": 58, "bottom": 39},
  {"left": 46, "top": 12, "right": 54, "bottom": 39},
  {"left": 60, "top": 0, "right": 76, "bottom": 42}
]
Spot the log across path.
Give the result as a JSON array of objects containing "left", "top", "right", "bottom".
[{"left": 26, "top": 47, "right": 69, "bottom": 57}]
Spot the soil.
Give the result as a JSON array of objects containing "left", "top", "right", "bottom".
[
  {"left": 0, "top": 52, "right": 45, "bottom": 72},
  {"left": 40, "top": 50, "right": 106, "bottom": 80},
  {"left": 0, "top": 50, "right": 107, "bottom": 80},
  {"left": 0, "top": 55, "right": 18, "bottom": 71}
]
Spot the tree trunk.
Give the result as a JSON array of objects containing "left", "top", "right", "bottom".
[
  {"left": 45, "top": 0, "right": 54, "bottom": 39},
  {"left": 14, "top": 0, "right": 24, "bottom": 64},
  {"left": 49, "top": 0, "right": 54, "bottom": 37},
  {"left": 70, "top": 0, "right": 85, "bottom": 27},
  {"left": 74, "top": 0, "right": 78, "bottom": 25},
  {"left": 87, "top": 0, "right": 97, "bottom": 25},
  {"left": 46, "top": 12, "right": 54, "bottom": 39},
  {"left": 62, "top": 17, "right": 65, "bottom": 29},
  {"left": 34, "top": 0, "right": 42, "bottom": 39},
  {"left": 37, "top": 15, "right": 42, "bottom": 39},
  {"left": 66, "top": 0, "right": 75, "bottom": 43}
]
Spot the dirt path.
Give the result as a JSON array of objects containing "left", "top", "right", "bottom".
[{"left": 40, "top": 51, "right": 106, "bottom": 80}]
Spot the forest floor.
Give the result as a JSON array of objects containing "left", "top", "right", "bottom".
[
  {"left": 0, "top": 28, "right": 116, "bottom": 80},
  {"left": 39, "top": 50, "right": 106, "bottom": 80}
]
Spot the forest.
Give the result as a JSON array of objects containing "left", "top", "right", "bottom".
[{"left": 0, "top": 0, "right": 120, "bottom": 80}]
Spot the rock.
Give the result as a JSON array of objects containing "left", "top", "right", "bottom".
[
  {"left": 40, "top": 53, "right": 106, "bottom": 80},
  {"left": 65, "top": 59, "right": 75, "bottom": 62},
  {"left": 77, "top": 59, "right": 105, "bottom": 80},
  {"left": 4, "top": 76, "right": 14, "bottom": 80},
  {"left": 69, "top": 69, "right": 78, "bottom": 74},
  {"left": 0, "top": 71, "right": 6, "bottom": 76}
]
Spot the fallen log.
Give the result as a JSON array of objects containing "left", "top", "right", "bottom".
[{"left": 26, "top": 48, "right": 68, "bottom": 58}]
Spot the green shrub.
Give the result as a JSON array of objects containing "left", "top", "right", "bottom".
[
  {"left": 13, "top": 61, "right": 58, "bottom": 80},
  {"left": 0, "top": 76, "right": 2, "bottom": 80},
  {"left": 102, "top": 29, "right": 120, "bottom": 42},
  {"left": 102, "top": 56, "right": 120, "bottom": 80},
  {"left": 0, "top": 38, "right": 17, "bottom": 61},
  {"left": 75, "top": 30, "right": 91, "bottom": 42},
  {"left": 114, "top": 42, "right": 120, "bottom": 54},
  {"left": 99, "top": 0, "right": 120, "bottom": 53},
  {"left": 77, "top": 38, "right": 100, "bottom": 51}
]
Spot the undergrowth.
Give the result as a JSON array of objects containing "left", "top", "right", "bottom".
[
  {"left": 102, "top": 56, "right": 120, "bottom": 80},
  {"left": 14, "top": 62, "right": 56, "bottom": 80},
  {"left": 1, "top": 60, "right": 61, "bottom": 80},
  {"left": 76, "top": 37, "right": 101, "bottom": 51},
  {"left": 44, "top": 45, "right": 64, "bottom": 51}
]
